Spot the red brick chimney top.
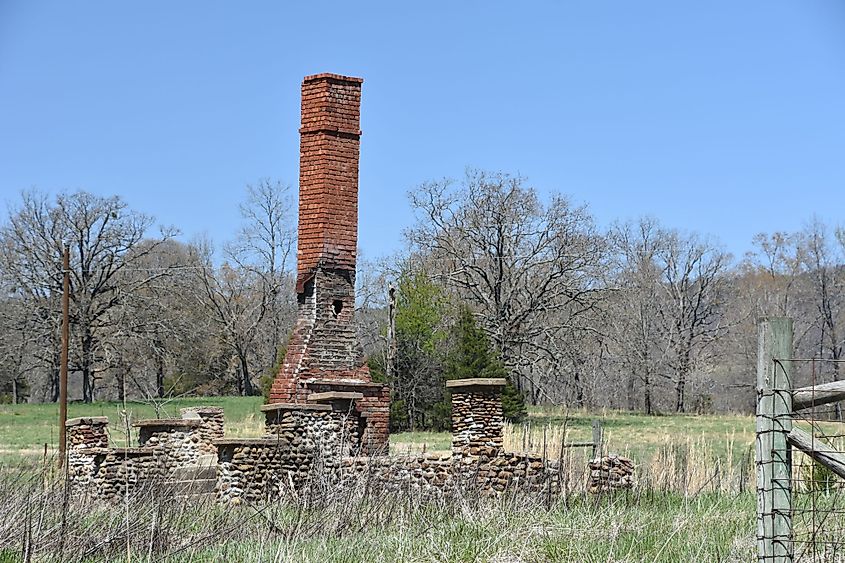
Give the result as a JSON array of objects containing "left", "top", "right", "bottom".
[{"left": 303, "top": 72, "right": 364, "bottom": 84}]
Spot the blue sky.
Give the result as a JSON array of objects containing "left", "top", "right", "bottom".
[{"left": 1, "top": 1, "right": 843, "bottom": 262}]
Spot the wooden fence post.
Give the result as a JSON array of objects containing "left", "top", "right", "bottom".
[
  {"left": 591, "top": 419, "right": 603, "bottom": 458},
  {"left": 756, "top": 317, "right": 794, "bottom": 563}
]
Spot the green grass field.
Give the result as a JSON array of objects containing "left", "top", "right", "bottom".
[
  {"left": 0, "top": 396, "right": 265, "bottom": 463},
  {"left": 0, "top": 397, "right": 758, "bottom": 466},
  {"left": 0, "top": 397, "right": 761, "bottom": 465}
]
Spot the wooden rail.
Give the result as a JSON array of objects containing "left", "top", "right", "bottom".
[
  {"left": 787, "top": 427, "right": 845, "bottom": 480},
  {"left": 792, "top": 380, "right": 845, "bottom": 412},
  {"left": 561, "top": 420, "right": 603, "bottom": 458},
  {"left": 561, "top": 441, "right": 594, "bottom": 448}
]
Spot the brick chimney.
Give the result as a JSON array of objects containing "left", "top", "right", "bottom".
[
  {"left": 297, "top": 73, "right": 363, "bottom": 291},
  {"left": 268, "top": 73, "right": 389, "bottom": 453}
]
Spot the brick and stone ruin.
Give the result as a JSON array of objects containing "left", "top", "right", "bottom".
[
  {"left": 267, "top": 73, "right": 389, "bottom": 454},
  {"left": 66, "top": 407, "right": 222, "bottom": 501},
  {"left": 67, "top": 379, "right": 569, "bottom": 503},
  {"left": 65, "top": 73, "right": 633, "bottom": 504}
]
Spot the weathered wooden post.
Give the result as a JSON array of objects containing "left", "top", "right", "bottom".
[
  {"left": 591, "top": 419, "right": 603, "bottom": 458},
  {"left": 58, "top": 244, "right": 70, "bottom": 470},
  {"left": 756, "top": 317, "right": 793, "bottom": 563}
]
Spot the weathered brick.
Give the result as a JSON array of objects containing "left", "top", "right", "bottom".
[{"left": 268, "top": 74, "right": 389, "bottom": 452}]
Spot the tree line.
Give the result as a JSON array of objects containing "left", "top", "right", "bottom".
[{"left": 1, "top": 171, "right": 843, "bottom": 426}]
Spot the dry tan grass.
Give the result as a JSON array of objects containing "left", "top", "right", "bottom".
[
  {"left": 223, "top": 412, "right": 264, "bottom": 438},
  {"left": 501, "top": 419, "right": 757, "bottom": 495}
]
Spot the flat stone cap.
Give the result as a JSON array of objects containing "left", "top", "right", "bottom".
[
  {"left": 308, "top": 391, "right": 364, "bottom": 403},
  {"left": 260, "top": 402, "right": 332, "bottom": 413},
  {"left": 308, "top": 379, "right": 385, "bottom": 389},
  {"left": 180, "top": 406, "right": 224, "bottom": 414},
  {"left": 213, "top": 438, "right": 281, "bottom": 447},
  {"left": 446, "top": 378, "right": 507, "bottom": 389},
  {"left": 66, "top": 416, "right": 109, "bottom": 427},
  {"left": 107, "top": 447, "right": 155, "bottom": 456},
  {"left": 133, "top": 418, "right": 202, "bottom": 428}
]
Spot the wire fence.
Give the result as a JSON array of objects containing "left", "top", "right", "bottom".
[{"left": 765, "top": 357, "right": 845, "bottom": 562}]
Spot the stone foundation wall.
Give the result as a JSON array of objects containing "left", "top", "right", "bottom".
[
  {"left": 215, "top": 435, "right": 346, "bottom": 504},
  {"left": 180, "top": 406, "right": 224, "bottom": 455},
  {"left": 136, "top": 420, "right": 204, "bottom": 472},
  {"left": 215, "top": 403, "right": 372, "bottom": 504},
  {"left": 588, "top": 455, "right": 634, "bottom": 493},
  {"left": 66, "top": 417, "right": 110, "bottom": 494},
  {"left": 66, "top": 388, "right": 606, "bottom": 505},
  {"left": 216, "top": 440, "right": 297, "bottom": 504},
  {"left": 262, "top": 403, "right": 346, "bottom": 459},
  {"left": 340, "top": 451, "right": 559, "bottom": 497},
  {"left": 89, "top": 449, "right": 164, "bottom": 502},
  {"left": 473, "top": 452, "right": 560, "bottom": 494},
  {"left": 68, "top": 446, "right": 165, "bottom": 502},
  {"left": 215, "top": 446, "right": 560, "bottom": 504},
  {"left": 68, "top": 407, "right": 224, "bottom": 500},
  {"left": 306, "top": 381, "right": 390, "bottom": 454},
  {"left": 214, "top": 404, "right": 344, "bottom": 502},
  {"left": 217, "top": 378, "right": 560, "bottom": 502},
  {"left": 341, "top": 453, "right": 455, "bottom": 493}
]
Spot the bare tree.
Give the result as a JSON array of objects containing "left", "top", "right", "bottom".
[
  {"left": 744, "top": 232, "right": 805, "bottom": 318},
  {"left": 105, "top": 239, "right": 211, "bottom": 399},
  {"left": 191, "top": 238, "right": 267, "bottom": 396},
  {"left": 799, "top": 218, "right": 845, "bottom": 388},
  {"left": 608, "top": 218, "right": 670, "bottom": 414},
  {"left": 607, "top": 218, "right": 732, "bottom": 413},
  {"left": 0, "top": 190, "right": 177, "bottom": 402},
  {"left": 656, "top": 228, "right": 731, "bottom": 412},
  {"left": 227, "top": 179, "right": 297, "bottom": 366},
  {"left": 0, "top": 290, "right": 39, "bottom": 403},
  {"left": 723, "top": 221, "right": 845, "bottom": 414},
  {"left": 407, "top": 170, "right": 607, "bottom": 401},
  {"left": 185, "top": 181, "right": 296, "bottom": 397}
]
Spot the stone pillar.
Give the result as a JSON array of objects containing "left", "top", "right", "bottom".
[
  {"left": 180, "top": 406, "right": 225, "bottom": 456},
  {"left": 66, "top": 416, "right": 109, "bottom": 450},
  {"left": 65, "top": 416, "right": 109, "bottom": 495},
  {"left": 447, "top": 378, "right": 507, "bottom": 457},
  {"left": 587, "top": 455, "right": 635, "bottom": 493},
  {"left": 260, "top": 402, "right": 346, "bottom": 487}
]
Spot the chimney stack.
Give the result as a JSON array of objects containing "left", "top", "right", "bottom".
[
  {"left": 268, "top": 73, "right": 389, "bottom": 453},
  {"left": 297, "top": 73, "right": 363, "bottom": 291}
]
